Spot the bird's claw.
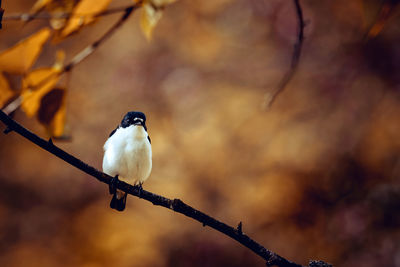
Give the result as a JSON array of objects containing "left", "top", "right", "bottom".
[
  {"left": 109, "top": 175, "right": 119, "bottom": 195},
  {"left": 136, "top": 182, "right": 143, "bottom": 197}
]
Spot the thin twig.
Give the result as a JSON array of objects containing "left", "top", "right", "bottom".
[
  {"left": 0, "top": 109, "right": 318, "bottom": 267},
  {"left": 64, "top": 4, "right": 140, "bottom": 71},
  {"left": 2, "top": 5, "right": 137, "bottom": 22},
  {"left": 2, "top": 96, "right": 22, "bottom": 115},
  {"left": 263, "top": 0, "right": 305, "bottom": 109},
  {"left": 1, "top": 4, "right": 139, "bottom": 115}
]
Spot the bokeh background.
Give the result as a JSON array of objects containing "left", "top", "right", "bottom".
[{"left": 1, "top": 0, "right": 400, "bottom": 266}]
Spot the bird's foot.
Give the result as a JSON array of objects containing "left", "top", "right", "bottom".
[
  {"left": 109, "top": 175, "right": 119, "bottom": 195},
  {"left": 136, "top": 182, "right": 143, "bottom": 197}
]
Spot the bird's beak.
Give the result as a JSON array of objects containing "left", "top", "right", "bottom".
[
  {"left": 133, "top": 119, "right": 143, "bottom": 126},
  {"left": 133, "top": 117, "right": 144, "bottom": 126}
]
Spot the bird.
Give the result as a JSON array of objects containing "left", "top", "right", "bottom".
[{"left": 102, "top": 111, "right": 152, "bottom": 211}]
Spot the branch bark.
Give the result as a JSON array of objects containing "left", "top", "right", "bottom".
[
  {"left": 264, "top": 0, "right": 305, "bottom": 109},
  {"left": 0, "top": 110, "right": 332, "bottom": 267}
]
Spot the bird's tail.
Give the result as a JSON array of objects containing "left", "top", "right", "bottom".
[{"left": 110, "top": 190, "right": 127, "bottom": 211}]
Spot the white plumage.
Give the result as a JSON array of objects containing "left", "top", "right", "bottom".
[{"left": 103, "top": 125, "right": 152, "bottom": 186}]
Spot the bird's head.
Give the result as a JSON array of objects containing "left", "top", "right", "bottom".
[{"left": 121, "top": 111, "right": 147, "bottom": 130}]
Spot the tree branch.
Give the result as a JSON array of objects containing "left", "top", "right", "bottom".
[
  {"left": 63, "top": 4, "right": 139, "bottom": 72},
  {"left": 0, "top": 110, "right": 332, "bottom": 267},
  {"left": 2, "top": 5, "right": 138, "bottom": 22},
  {"left": 264, "top": 0, "right": 305, "bottom": 109},
  {"left": 1, "top": 4, "right": 139, "bottom": 115}
]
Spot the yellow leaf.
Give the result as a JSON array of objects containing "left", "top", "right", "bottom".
[
  {"left": 21, "top": 67, "right": 61, "bottom": 117},
  {"left": 0, "top": 72, "right": 15, "bottom": 108},
  {"left": 48, "top": 93, "right": 67, "bottom": 138},
  {"left": 139, "top": 0, "right": 177, "bottom": 40},
  {"left": 47, "top": 0, "right": 76, "bottom": 30},
  {"left": 140, "top": 2, "right": 163, "bottom": 40},
  {"left": 37, "top": 88, "right": 65, "bottom": 125},
  {"left": 53, "top": 50, "right": 66, "bottom": 71},
  {"left": 31, "top": 0, "right": 53, "bottom": 13},
  {"left": 49, "top": 7, "right": 69, "bottom": 30},
  {"left": 0, "top": 28, "right": 51, "bottom": 74},
  {"left": 61, "top": 0, "right": 113, "bottom": 37},
  {"left": 151, "top": 0, "right": 176, "bottom": 6}
]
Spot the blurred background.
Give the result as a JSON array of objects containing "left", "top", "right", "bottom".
[{"left": 1, "top": 0, "right": 400, "bottom": 266}]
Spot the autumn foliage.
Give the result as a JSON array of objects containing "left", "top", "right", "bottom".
[
  {"left": 0, "top": 0, "right": 173, "bottom": 137},
  {"left": 1, "top": 0, "right": 400, "bottom": 267}
]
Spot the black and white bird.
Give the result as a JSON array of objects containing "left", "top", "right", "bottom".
[{"left": 102, "top": 111, "right": 152, "bottom": 211}]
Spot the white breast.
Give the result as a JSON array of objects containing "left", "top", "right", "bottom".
[{"left": 102, "top": 125, "right": 152, "bottom": 185}]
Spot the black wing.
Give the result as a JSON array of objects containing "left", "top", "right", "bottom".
[
  {"left": 147, "top": 135, "right": 151, "bottom": 144},
  {"left": 109, "top": 126, "right": 119, "bottom": 137}
]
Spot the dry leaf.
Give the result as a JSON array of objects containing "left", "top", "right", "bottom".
[
  {"left": 0, "top": 28, "right": 51, "bottom": 74},
  {"left": 49, "top": 7, "right": 71, "bottom": 30},
  {"left": 140, "top": 0, "right": 176, "bottom": 40},
  {"left": 29, "top": 0, "right": 75, "bottom": 30},
  {"left": 32, "top": 86, "right": 67, "bottom": 138},
  {"left": 151, "top": 0, "right": 176, "bottom": 6},
  {"left": 61, "top": 0, "right": 113, "bottom": 37},
  {"left": 31, "top": 0, "right": 53, "bottom": 13},
  {"left": 46, "top": 0, "right": 77, "bottom": 30},
  {"left": 53, "top": 50, "right": 66, "bottom": 71},
  {"left": 37, "top": 88, "right": 65, "bottom": 124},
  {"left": 0, "top": 72, "right": 15, "bottom": 108},
  {"left": 48, "top": 91, "right": 67, "bottom": 138},
  {"left": 21, "top": 67, "right": 61, "bottom": 117},
  {"left": 20, "top": 49, "right": 67, "bottom": 137},
  {"left": 140, "top": 2, "right": 163, "bottom": 40}
]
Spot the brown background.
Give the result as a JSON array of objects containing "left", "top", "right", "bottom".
[{"left": 1, "top": 0, "right": 400, "bottom": 266}]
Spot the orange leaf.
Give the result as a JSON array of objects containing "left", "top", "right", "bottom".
[
  {"left": 31, "top": 0, "right": 53, "bottom": 13},
  {"left": 53, "top": 50, "right": 66, "bottom": 71},
  {"left": 37, "top": 88, "right": 65, "bottom": 125},
  {"left": 48, "top": 93, "right": 67, "bottom": 138},
  {"left": 37, "top": 87, "right": 68, "bottom": 138},
  {"left": 45, "top": 0, "right": 76, "bottom": 30},
  {"left": 61, "top": 0, "right": 113, "bottom": 37},
  {"left": 0, "top": 28, "right": 51, "bottom": 74},
  {"left": 49, "top": 7, "right": 69, "bottom": 30},
  {"left": 0, "top": 72, "right": 15, "bottom": 108},
  {"left": 21, "top": 67, "right": 61, "bottom": 117}
]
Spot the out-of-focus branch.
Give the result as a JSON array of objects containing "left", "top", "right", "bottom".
[
  {"left": 0, "top": 0, "right": 4, "bottom": 29},
  {"left": 63, "top": 4, "right": 140, "bottom": 72},
  {"left": 2, "top": 4, "right": 139, "bottom": 115},
  {"left": 2, "top": 5, "right": 138, "bottom": 22},
  {"left": 0, "top": 110, "right": 333, "bottom": 267},
  {"left": 366, "top": 0, "right": 399, "bottom": 39},
  {"left": 264, "top": 0, "right": 305, "bottom": 109}
]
